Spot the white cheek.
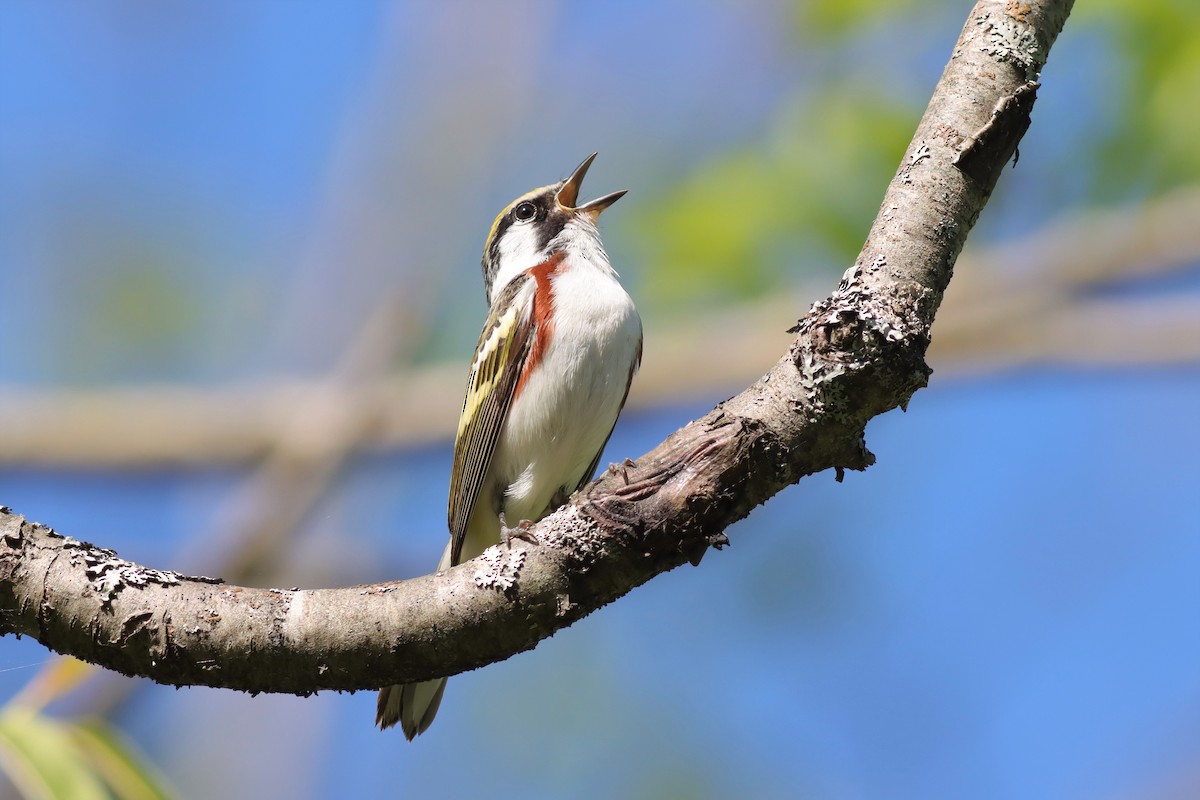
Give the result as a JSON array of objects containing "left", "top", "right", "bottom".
[{"left": 492, "top": 225, "right": 542, "bottom": 302}]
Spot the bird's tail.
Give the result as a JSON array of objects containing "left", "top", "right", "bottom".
[
  {"left": 376, "top": 678, "right": 447, "bottom": 740},
  {"left": 377, "top": 514, "right": 500, "bottom": 737},
  {"left": 376, "top": 537, "right": 458, "bottom": 739}
]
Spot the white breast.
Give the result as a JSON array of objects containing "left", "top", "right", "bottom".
[{"left": 492, "top": 243, "right": 641, "bottom": 524}]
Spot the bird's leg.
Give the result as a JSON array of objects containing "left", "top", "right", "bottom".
[{"left": 499, "top": 510, "right": 537, "bottom": 547}]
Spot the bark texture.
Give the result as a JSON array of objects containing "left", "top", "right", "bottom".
[{"left": 0, "top": 0, "right": 1075, "bottom": 694}]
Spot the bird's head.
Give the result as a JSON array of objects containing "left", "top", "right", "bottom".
[{"left": 481, "top": 153, "right": 626, "bottom": 300}]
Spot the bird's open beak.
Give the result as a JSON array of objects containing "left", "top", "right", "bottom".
[{"left": 557, "top": 153, "right": 627, "bottom": 219}]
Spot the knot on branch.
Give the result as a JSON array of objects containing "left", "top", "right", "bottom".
[
  {"left": 574, "top": 416, "right": 746, "bottom": 568},
  {"left": 789, "top": 261, "right": 933, "bottom": 426},
  {"left": 953, "top": 81, "right": 1039, "bottom": 187}
]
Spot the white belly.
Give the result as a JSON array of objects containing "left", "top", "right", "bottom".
[{"left": 479, "top": 264, "right": 641, "bottom": 538}]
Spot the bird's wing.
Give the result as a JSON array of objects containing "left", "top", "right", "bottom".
[
  {"left": 576, "top": 334, "right": 643, "bottom": 493},
  {"left": 447, "top": 273, "right": 537, "bottom": 565}
]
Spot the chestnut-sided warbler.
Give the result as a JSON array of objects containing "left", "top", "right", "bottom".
[{"left": 376, "top": 154, "right": 643, "bottom": 738}]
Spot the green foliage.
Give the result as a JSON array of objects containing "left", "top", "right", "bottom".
[
  {"left": 0, "top": 659, "right": 179, "bottom": 800},
  {"left": 67, "top": 721, "right": 178, "bottom": 800},
  {"left": 626, "top": 0, "right": 1200, "bottom": 316},
  {"left": 794, "top": 0, "right": 930, "bottom": 40},
  {"left": 1076, "top": 0, "right": 1200, "bottom": 197},
  {"left": 625, "top": 85, "right": 914, "bottom": 314},
  {"left": 0, "top": 710, "right": 109, "bottom": 800}
]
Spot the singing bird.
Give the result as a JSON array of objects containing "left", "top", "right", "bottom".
[{"left": 376, "top": 154, "right": 642, "bottom": 738}]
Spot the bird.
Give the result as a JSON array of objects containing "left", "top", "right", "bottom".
[{"left": 376, "top": 154, "right": 643, "bottom": 739}]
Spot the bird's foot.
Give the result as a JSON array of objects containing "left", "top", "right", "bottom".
[{"left": 499, "top": 511, "right": 537, "bottom": 548}]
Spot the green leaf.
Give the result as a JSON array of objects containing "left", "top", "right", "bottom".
[
  {"left": 68, "top": 720, "right": 180, "bottom": 800},
  {"left": 795, "top": 0, "right": 925, "bottom": 40},
  {"left": 0, "top": 710, "right": 108, "bottom": 800},
  {"left": 1071, "top": 1, "right": 1200, "bottom": 198},
  {"left": 623, "top": 84, "right": 913, "bottom": 314}
]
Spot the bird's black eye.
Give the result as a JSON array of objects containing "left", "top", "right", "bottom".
[{"left": 513, "top": 201, "right": 537, "bottom": 222}]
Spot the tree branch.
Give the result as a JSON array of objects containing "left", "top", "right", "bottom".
[{"left": 0, "top": 0, "right": 1075, "bottom": 694}]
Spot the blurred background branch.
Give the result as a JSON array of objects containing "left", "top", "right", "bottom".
[{"left": 3, "top": 183, "right": 1198, "bottom": 469}]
